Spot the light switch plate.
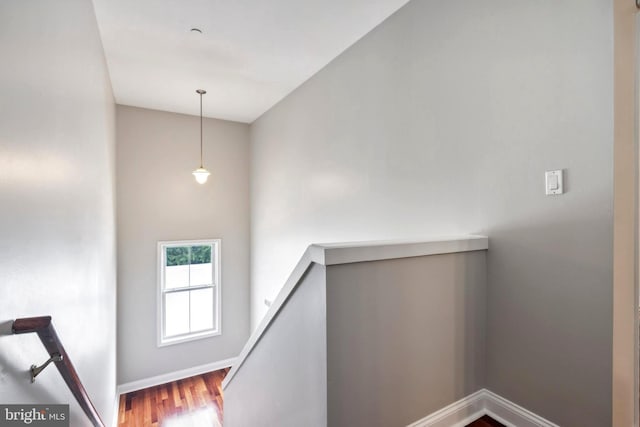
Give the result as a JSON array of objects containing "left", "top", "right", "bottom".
[{"left": 545, "top": 170, "right": 563, "bottom": 195}]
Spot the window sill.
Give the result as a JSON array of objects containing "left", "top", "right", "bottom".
[{"left": 158, "top": 329, "right": 221, "bottom": 347}]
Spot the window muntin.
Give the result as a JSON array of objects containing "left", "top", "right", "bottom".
[{"left": 158, "top": 239, "right": 221, "bottom": 346}]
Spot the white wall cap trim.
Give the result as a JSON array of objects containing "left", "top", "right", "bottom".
[
  {"left": 223, "top": 236, "right": 488, "bottom": 389},
  {"left": 116, "top": 357, "right": 236, "bottom": 395},
  {"left": 312, "top": 235, "right": 488, "bottom": 266}
]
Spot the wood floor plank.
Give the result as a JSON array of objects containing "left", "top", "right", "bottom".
[
  {"left": 170, "top": 381, "right": 182, "bottom": 408},
  {"left": 143, "top": 391, "right": 151, "bottom": 426},
  {"left": 183, "top": 382, "right": 195, "bottom": 410},
  {"left": 118, "top": 368, "right": 229, "bottom": 426},
  {"left": 150, "top": 391, "right": 157, "bottom": 423}
]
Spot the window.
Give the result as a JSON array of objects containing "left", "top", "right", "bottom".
[{"left": 158, "top": 239, "right": 221, "bottom": 346}]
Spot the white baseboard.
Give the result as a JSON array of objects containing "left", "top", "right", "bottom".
[
  {"left": 406, "top": 390, "right": 485, "bottom": 427},
  {"left": 116, "top": 357, "right": 237, "bottom": 395},
  {"left": 407, "top": 389, "right": 560, "bottom": 427},
  {"left": 482, "top": 390, "right": 559, "bottom": 427}
]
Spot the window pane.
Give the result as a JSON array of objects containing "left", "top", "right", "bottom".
[
  {"left": 166, "top": 247, "right": 189, "bottom": 266},
  {"left": 165, "top": 265, "right": 189, "bottom": 289},
  {"left": 190, "top": 262, "right": 212, "bottom": 287},
  {"left": 165, "top": 292, "right": 189, "bottom": 337},
  {"left": 190, "top": 287, "right": 214, "bottom": 332},
  {"left": 190, "top": 245, "right": 211, "bottom": 264}
]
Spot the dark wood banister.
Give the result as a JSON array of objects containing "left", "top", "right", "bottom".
[{"left": 12, "top": 316, "right": 105, "bottom": 427}]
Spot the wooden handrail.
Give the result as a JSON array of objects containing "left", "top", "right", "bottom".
[{"left": 12, "top": 316, "right": 105, "bottom": 427}]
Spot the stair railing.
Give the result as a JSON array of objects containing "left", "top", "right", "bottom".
[{"left": 12, "top": 316, "right": 105, "bottom": 427}]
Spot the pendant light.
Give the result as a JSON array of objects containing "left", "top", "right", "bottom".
[{"left": 192, "top": 89, "right": 210, "bottom": 184}]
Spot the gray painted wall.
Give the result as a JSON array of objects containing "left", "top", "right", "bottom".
[
  {"left": 0, "top": 0, "right": 117, "bottom": 425},
  {"left": 326, "top": 252, "right": 486, "bottom": 426},
  {"left": 250, "top": 1, "right": 613, "bottom": 425},
  {"left": 224, "top": 264, "right": 328, "bottom": 427},
  {"left": 116, "top": 106, "right": 250, "bottom": 384}
]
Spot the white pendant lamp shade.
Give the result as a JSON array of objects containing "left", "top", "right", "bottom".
[
  {"left": 192, "top": 167, "right": 210, "bottom": 184},
  {"left": 193, "top": 89, "right": 210, "bottom": 184}
]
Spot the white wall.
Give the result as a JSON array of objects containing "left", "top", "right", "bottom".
[
  {"left": 0, "top": 0, "right": 117, "bottom": 425},
  {"left": 116, "top": 105, "right": 250, "bottom": 385},
  {"left": 250, "top": 1, "right": 612, "bottom": 426}
]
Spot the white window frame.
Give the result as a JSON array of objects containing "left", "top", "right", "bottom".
[{"left": 157, "top": 239, "right": 221, "bottom": 347}]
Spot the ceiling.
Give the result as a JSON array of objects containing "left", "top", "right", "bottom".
[{"left": 92, "top": 0, "right": 411, "bottom": 123}]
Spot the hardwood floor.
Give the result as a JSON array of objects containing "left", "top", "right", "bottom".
[
  {"left": 118, "top": 368, "right": 229, "bottom": 427},
  {"left": 466, "top": 414, "right": 506, "bottom": 427}
]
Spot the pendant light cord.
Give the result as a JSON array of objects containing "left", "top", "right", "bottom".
[{"left": 199, "top": 91, "right": 204, "bottom": 168}]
